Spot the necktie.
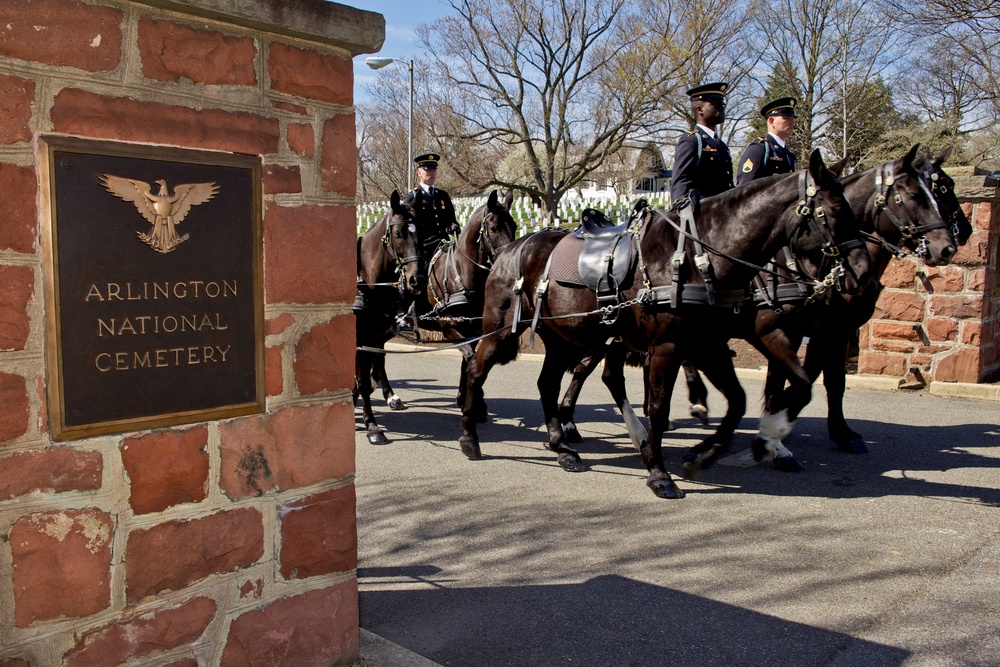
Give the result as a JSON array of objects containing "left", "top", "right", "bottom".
[{"left": 428, "top": 187, "right": 435, "bottom": 199}]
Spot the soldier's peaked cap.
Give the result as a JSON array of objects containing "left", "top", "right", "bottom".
[
  {"left": 414, "top": 152, "right": 440, "bottom": 168},
  {"left": 761, "top": 97, "right": 797, "bottom": 117},
  {"left": 686, "top": 82, "right": 728, "bottom": 103}
]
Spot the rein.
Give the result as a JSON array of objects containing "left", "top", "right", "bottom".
[{"left": 643, "top": 172, "right": 861, "bottom": 299}]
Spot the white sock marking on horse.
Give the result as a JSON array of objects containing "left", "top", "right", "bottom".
[
  {"left": 760, "top": 410, "right": 794, "bottom": 459},
  {"left": 760, "top": 409, "right": 792, "bottom": 439}
]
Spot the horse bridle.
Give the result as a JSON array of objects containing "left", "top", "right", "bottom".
[
  {"left": 922, "top": 166, "right": 965, "bottom": 244},
  {"left": 382, "top": 216, "right": 423, "bottom": 276},
  {"left": 787, "top": 170, "right": 866, "bottom": 300},
  {"left": 868, "top": 162, "right": 948, "bottom": 259}
]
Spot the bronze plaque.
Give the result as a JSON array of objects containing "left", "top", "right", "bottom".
[{"left": 40, "top": 136, "right": 264, "bottom": 440}]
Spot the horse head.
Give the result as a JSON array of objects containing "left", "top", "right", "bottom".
[
  {"left": 915, "top": 145, "right": 973, "bottom": 249},
  {"left": 782, "top": 149, "right": 871, "bottom": 298},
  {"left": 466, "top": 189, "right": 517, "bottom": 267},
  {"left": 850, "top": 144, "right": 956, "bottom": 267},
  {"left": 385, "top": 190, "right": 426, "bottom": 294}
]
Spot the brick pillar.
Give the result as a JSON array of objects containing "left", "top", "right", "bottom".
[
  {"left": 0, "top": 1, "right": 383, "bottom": 665},
  {"left": 858, "top": 167, "right": 999, "bottom": 385}
]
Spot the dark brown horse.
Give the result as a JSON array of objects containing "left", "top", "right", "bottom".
[
  {"left": 364, "top": 189, "right": 517, "bottom": 411},
  {"left": 754, "top": 145, "right": 970, "bottom": 458},
  {"left": 554, "top": 145, "right": 962, "bottom": 469},
  {"left": 354, "top": 191, "right": 426, "bottom": 445},
  {"left": 459, "top": 150, "right": 871, "bottom": 499}
]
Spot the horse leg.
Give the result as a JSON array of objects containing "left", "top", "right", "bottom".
[
  {"left": 558, "top": 350, "right": 603, "bottom": 444},
  {"left": 681, "top": 351, "right": 746, "bottom": 480},
  {"left": 641, "top": 350, "right": 685, "bottom": 499},
  {"left": 357, "top": 351, "right": 388, "bottom": 445},
  {"left": 751, "top": 331, "right": 808, "bottom": 472},
  {"left": 809, "top": 331, "right": 869, "bottom": 453},
  {"left": 455, "top": 342, "right": 475, "bottom": 410},
  {"left": 372, "top": 353, "right": 405, "bottom": 410},
  {"left": 538, "top": 341, "right": 585, "bottom": 472},
  {"left": 458, "top": 322, "right": 519, "bottom": 460},
  {"left": 682, "top": 360, "right": 710, "bottom": 424},
  {"left": 600, "top": 345, "right": 647, "bottom": 452}
]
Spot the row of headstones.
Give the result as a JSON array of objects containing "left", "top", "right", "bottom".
[{"left": 356, "top": 193, "right": 671, "bottom": 237}]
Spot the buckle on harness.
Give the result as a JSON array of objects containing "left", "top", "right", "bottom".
[{"left": 512, "top": 277, "right": 524, "bottom": 294}]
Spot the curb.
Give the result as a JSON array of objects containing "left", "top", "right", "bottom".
[
  {"left": 384, "top": 342, "right": 1000, "bottom": 402},
  {"left": 360, "top": 628, "right": 444, "bottom": 667}
]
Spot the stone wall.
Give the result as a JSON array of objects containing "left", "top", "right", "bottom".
[
  {"left": 858, "top": 170, "right": 999, "bottom": 385},
  {"left": 0, "top": 1, "right": 382, "bottom": 665}
]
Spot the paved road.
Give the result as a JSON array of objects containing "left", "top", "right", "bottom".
[{"left": 355, "top": 349, "right": 1000, "bottom": 667}]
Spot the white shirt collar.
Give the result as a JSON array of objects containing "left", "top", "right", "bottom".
[
  {"left": 768, "top": 132, "right": 787, "bottom": 149},
  {"left": 696, "top": 124, "right": 716, "bottom": 139},
  {"left": 420, "top": 183, "right": 434, "bottom": 194}
]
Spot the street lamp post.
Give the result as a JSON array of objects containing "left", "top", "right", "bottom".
[{"left": 365, "top": 56, "right": 414, "bottom": 191}]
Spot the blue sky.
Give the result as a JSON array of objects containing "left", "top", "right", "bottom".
[{"left": 348, "top": 0, "right": 452, "bottom": 100}]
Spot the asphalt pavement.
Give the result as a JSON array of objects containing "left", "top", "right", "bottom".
[{"left": 355, "top": 347, "right": 1000, "bottom": 667}]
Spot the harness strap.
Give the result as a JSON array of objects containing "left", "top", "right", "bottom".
[
  {"left": 510, "top": 241, "right": 529, "bottom": 334},
  {"left": 529, "top": 253, "right": 554, "bottom": 348}
]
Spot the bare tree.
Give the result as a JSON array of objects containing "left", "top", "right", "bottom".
[
  {"left": 750, "top": 0, "right": 900, "bottom": 161},
  {"left": 418, "top": 0, "right": 726, "bottom": 219},
  {"left": 885, "top": 0, "right": 1000, "bottom": 119}
]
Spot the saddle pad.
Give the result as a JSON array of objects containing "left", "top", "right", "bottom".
[{"left": 549, "top": 234, "right": 586, "bottom": 286}]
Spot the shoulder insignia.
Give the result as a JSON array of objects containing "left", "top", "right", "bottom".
[{"left": 742, "top": 158, "right": 754, "bottom": 173}]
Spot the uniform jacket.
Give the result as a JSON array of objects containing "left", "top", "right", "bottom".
[
  {"left": 736, "top": 134, "right": 797, "bottom": 185},
  {"left": 402, "top": 186, "right": 458, "bottom": 259},
  {"left": 670, "top": 126, "right": 734, "bottom": 202}
]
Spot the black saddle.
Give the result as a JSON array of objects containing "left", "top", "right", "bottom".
[
  {"left": 573, "top": 208, "right": 635, "bottom": 300},
  {"left": 576, "top": 207, "right": 631, "bottom": 238}
]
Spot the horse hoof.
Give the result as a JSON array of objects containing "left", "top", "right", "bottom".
[
  {"left": 773, "top": 455, "right": 803, "bottom": 472},
  {"left": 387, "top": 395, "right": 405, "bottom": 410},
  {"left": 367, "top": 432, "right": 388, "bottom": 446},
  {"left": 460, "top": 437, "right": 481, "bottom": 460},
  {"left": 837, "top": 438, "right": 869, "bottom": 454},
  {"left": 690, "top": 404, "right": 709, "bottom": 425},
  {"left": 751, "top": 437, "right": 769, "bottom": 462},
  {"left": 557, "top": 453, "right": 586, "bottom": 472},
  {"left": 563, "top": 424, "right": 582, "bottom": 444},
  {"left": 666, "top": 420, "right": 676, "bottom": 432},
  {"left": 648, "top": 479, "right": 685, "bottom": 499}
]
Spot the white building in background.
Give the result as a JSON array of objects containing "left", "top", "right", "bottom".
[{"left": 569, "top": 142, "right": 671, "bottom": 201}]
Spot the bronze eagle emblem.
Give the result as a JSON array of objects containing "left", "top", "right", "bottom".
[{"left": 99, "top": 175, "right": 219, "bottom": 253}]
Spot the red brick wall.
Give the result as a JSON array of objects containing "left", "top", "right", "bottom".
[
  {"left": 858, "top": 192, "right": 999, "bottom": 384},
  {"left": 0, "top": 1, "right": 377, "bottom": 664}
]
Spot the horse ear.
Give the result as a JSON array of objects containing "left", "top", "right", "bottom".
[
  {"left": 390, "top": 190, "right": 403, "bottom": 214},
  {"left": 808, "top": 148, "right": 827, "bottom": 181},
  {"left": 828, "top": 154, "right": 850, "bottom": 177},
  {"left": 902, "top": 143, "right": 921, "bottom": 168},
  {"left": 503, "top": 188, "right": 514, "bottom": 211},
  {"left": 487, "top": 189, "right": 499, "bottom": 210},
  {"left": 933, "top": 144, "right": 953, "bottom": 169}
]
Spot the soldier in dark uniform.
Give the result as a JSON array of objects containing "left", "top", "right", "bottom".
[
  {"left": 668, "top": 83, "right": 734, "bottom": 424},
  {"left": 401, "top": 152, "right": 459, "bottom": 263},
  {"left": 736, "top": 97, "right": 798, "bottom": 185},
  {"left": 395, "top": 152, "right": 459, "bottom": 332},
  {"left": 670, "top": 82, "right": 734, "bottom": 203}
]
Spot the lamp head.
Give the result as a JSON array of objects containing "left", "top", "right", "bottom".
[{"left": 366, "top": 56, "right": 397, "bottom": 70}]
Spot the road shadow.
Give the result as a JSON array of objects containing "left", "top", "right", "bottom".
[
  {"left": 360, "top": 392, "right": 1000, "bottom": 507},
  {"left": 359, "top": 573, "right": 910, "bottom": 667}
]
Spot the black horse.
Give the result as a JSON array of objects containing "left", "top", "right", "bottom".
[
  {"left": 553, "top": 145, "right": 961, "bottom": 468},
  {"left": 354, "top": 191, "right": 426, "bottom": 445},
  {"left": 364, "top": 189, "right": 517, "bottom": 412},
  {"left": 754, "top": 145, "right": 970, "bottom": 458},
  {"left": 459, "top": 150, "right": 871, "bottom": 499}
]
